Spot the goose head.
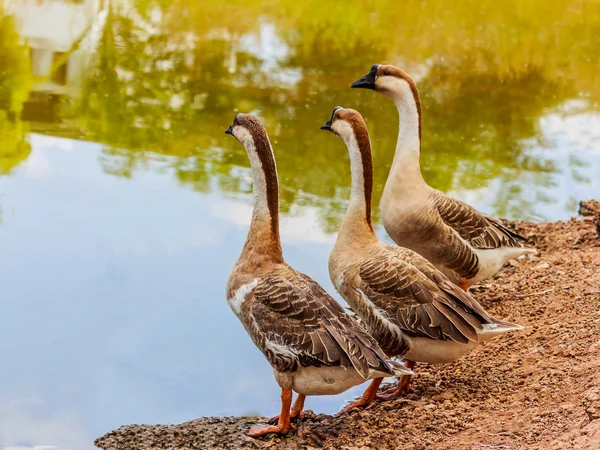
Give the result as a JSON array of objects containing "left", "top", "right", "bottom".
[
  {"left": 225, "top": 112, "right": 278, "bottom": 193},
  {"left": 321, "top": 106, "right": 374, "bottom": 229},
  {"left": 225, "top": 112, "right": 266, "bottom": 147},
  {"left": 351, "top": 64, "right": 417, "bottom": 102},
  {"left": 225, "top": 112, "right": 281, "bottom": 240},
  {"left": 320, "top": 106, "right": 367, "bottom": 145},
  {"left": 225, "top": 112, "right": 277, "bottom": 178}
]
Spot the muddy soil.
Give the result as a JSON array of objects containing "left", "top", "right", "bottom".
[{"left": 95, "top": 215, "right": 600, "bottom": 450}]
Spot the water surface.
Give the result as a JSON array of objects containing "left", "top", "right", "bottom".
[{"left": 0, "top": 1, "right": 599, "bottom": 449}]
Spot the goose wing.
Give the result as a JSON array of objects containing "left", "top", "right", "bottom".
[
  {"left": 247, "top": 275, "right": 397, "bottom": 378},
  {"left": 358, "top": 249, "right": 491, "bottom": 343},
  {"left": 432, "top": 190, "right": 527, "bottom": 249}
]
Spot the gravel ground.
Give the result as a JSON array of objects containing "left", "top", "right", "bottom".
[{"left": 95, "top": 215, "right": 600, "bottom": 450}]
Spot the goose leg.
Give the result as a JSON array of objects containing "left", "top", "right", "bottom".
[
  {"left": 338, "top": 377, "right": 383, "bottom": 415},
  {"left": 376, "top": 360, "right": 416, "bottom": 400},
  {"left": 248, "top": 389, "right": 296, "bottom": 437},
  {"left": 268, "top": 393, "right": 306, "bottom": 424},
  {"left": 459, "top": 280, "right": 469, "bottom": 292}
]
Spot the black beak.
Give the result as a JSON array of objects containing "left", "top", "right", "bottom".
[
  {"left": 321, "top": 106, "right": 343, "bottom": 132},
  {"left": 226, "top": 113, "right": 242, "bottom": 135},
  {"left": 351, "top": 64, "right": 379, "bottom": 89}
]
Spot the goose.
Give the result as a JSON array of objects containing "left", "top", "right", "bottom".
[
  {"left": 351, "top": 65, "right": 536, "bottom": 290},
  {"left": 321, "top": 106, "right": 524, "bottom": 401},
  {"left": 224, "top": 113, "right": 412, "bottom": 436}
]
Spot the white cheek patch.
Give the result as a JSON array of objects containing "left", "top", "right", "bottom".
[
  {"left": 228, "top": 279, "right": 258, "bottom": 315},
  {"left": 233, "top": 126, "right": 254, "bottom": 147},
  {"left": 378, "top": 76, "right": 412, "bottom": 100},
  {"left": 332, "top": 120, "right": 353, "bottom": 139}
]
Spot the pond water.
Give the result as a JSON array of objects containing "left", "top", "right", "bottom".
[{"left": 0, "top": 1, "right": 599, "bottom": 449}]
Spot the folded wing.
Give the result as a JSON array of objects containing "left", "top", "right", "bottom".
[
  {"left": 358, "top": 250, "right": 495, "bottom": 344},
  {"left": 248, "top": 275, "right": 397, "bottom": 378},
  {"left": 432, "top": 190, "right": 527, "bottom": 249}
]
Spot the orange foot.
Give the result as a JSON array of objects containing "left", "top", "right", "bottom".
[
  {"left": 338, "top": 377, "right": 383, "bottom": 415},
  {"left": 268, "top": 411, "right": 303, "bottom": 424},
  {"left": 268, "top": 393, "right": 305, "bottom": 424},
  {"left": 248, "top": 388, "right": 295, "bottom": 438},
  {"left": 459, "top": 279, "right": 469, "bottom": 292},
  {"left": 375, "top": 375, "right": 412, "bottom": 400},
  {"left": 247, "top": 422, "right": 296, "bottom": 438},
  {"left": 376, "top": 361, "right": 416, "bottom": 401},
  {"left": 339, "top": 397, "right": 371, "bottom": 414}
]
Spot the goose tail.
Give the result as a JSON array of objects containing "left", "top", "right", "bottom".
[
  {"left": 386, "top": 359, "right": 414, "bottom": 377},
  {"left": 478, "top": 318, "right": 524, "bottom": 341}
]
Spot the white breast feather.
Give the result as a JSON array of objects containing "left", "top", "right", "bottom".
[{"left": 228, "top": 279, "right": 258, "bottom": 316}]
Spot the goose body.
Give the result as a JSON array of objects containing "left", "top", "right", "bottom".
[
  {"left": 322, "top": 107, "right": 523, "bottom": 400},
  {"left": 331, "top": 243, "right": 523, "bottom": 365},
  {"left": 351, "top": 65, "right": 536, "bottom": 288},
  {"left": 227, "top": 267, "right": 403, "bottom": 396},
  {"left": 225, "top": 113, "right": 411, "bottom": 435}
]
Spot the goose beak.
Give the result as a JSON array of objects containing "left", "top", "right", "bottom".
[
  {"left": 351, "top": 65, "right": 378, "bottom": 89},
  {"left": 226, "top": 113, "right": 242, "bottom": 135},
  {"left": 321, "top": 106, "right": 343, "bottom": 132}
]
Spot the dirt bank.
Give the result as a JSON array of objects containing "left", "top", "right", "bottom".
[{"left": 95, "top": 214, "right": 600, "bottom": 450}]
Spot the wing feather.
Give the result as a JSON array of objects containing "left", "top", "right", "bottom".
[
  {"left": 359, "top": 249, "right": 491, "bottom": 343},
  {"left": 248, "top": 274, "right": 397, "bottom": 378},
  {"left": 432, "top": 190, "right": 527, "bottom": 250}
]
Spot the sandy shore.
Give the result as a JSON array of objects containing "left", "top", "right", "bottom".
[{"left": 95, "top": 213, "right": 600, "bottom": 450}]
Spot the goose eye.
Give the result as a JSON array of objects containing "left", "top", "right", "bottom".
[{"left": 382, "top": 70, "right": 389, "bottom": 76}]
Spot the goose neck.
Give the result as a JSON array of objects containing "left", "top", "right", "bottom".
[
  {"left": 240, "top": 133, "right": 283, "bottom": 262},
  {"left": 337, "top": 129, "right": 377, "bottom": 247},
  {"left": 388, "top": 89, "right": 424, "bottom": 184}
]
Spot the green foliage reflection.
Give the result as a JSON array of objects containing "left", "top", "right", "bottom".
[
  {"left": 7, "top": 0, "right": 600, "bottom": 222},
  {"left": 0, "top": 15, "right": 31, "bottom": 175}
]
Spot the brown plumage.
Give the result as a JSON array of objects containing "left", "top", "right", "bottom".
[
  {"left": 237, "top": 273, "right": 394, "bottom": 378},
  {"left": 225, "top": 113, "right": 411, "bottom": 436},
  {"left": 323, "top": 107, "right": 523, "bottom": 402},
  {"left": 351, "top": 64, "right": 536, "bottom": 287},
  {"left": 433, "top": 192, "right": 526, "bottom": 248},
  {"left": 357, "top": 246, "right": 493, "bottom": 346}
]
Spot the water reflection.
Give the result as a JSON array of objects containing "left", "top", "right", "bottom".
[
  {"left": 0, "top": 134, "right": 359, "bottom": 450},
  {"left": 7, "top": 0, "right": 595, "bottom": 221},
  {"left": 0, "top": 14, "right": 32, "bottom": 176},
  {"left": 3, "top": 1, "right": 598, "bottom": 221},
  {"left": 1, "top": 1, "right": 600, "bottom": 449}
]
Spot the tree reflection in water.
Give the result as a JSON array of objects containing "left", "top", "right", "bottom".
[{"left": 3, "top": 0, "right": 600, "bottom": 224}]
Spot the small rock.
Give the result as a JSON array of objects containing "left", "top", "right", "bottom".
[{"left": 535, "top": 263, "right": 550, "bottom": 270}]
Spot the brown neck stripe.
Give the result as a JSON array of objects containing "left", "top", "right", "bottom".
[
  {"left": 347, "top": 116, "right": 373, "bottom": 230},
  {"left": 245, "top": 120, "right": 280, "bottom": 238}
]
